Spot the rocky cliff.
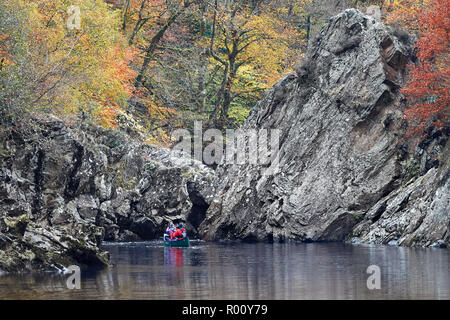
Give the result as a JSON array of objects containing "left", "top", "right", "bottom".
[
  {"left": 198, "top": 9, "right": 449, "bottom": 247},
  {"left": 0, "top": 117, "right": 213, "bottom": 272}
]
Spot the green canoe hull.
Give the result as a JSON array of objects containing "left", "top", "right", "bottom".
[{"left": 164, "top": 237, "right": 190, "bottom": 247}]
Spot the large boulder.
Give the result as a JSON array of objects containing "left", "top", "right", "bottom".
[{"left": 198, "top": 9, "right": 449, "bottom": 247}]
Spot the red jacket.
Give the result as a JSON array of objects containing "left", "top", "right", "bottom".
[{"left": 174, "top": 228, "right": 185, "bottom": 239}]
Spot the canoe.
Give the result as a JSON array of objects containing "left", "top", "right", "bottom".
[{"left": 164, "top": 235, "right": 190, "bottom": 247}]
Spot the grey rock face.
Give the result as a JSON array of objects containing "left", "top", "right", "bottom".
[
  {"left": 0, "top": 116, "right": 213, "bottom": 272},
  {"left": 0, "top": 214, "right": 109, "bottom": 272},
  {"left": 199, "top": 9, "right": 449, "bottom": 246}
]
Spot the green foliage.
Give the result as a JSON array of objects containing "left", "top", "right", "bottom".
[
  {"left": 401, "top": 157, "right": 420, "bottom": 181},
  {"left": 228, "top": 105, "right": 251, "bottom": 127}
]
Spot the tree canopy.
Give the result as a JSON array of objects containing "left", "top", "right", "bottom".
[{"left": 1, "top": 0, "right": 447, "bottom": 141}]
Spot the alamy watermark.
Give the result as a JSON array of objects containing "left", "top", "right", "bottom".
[
  {"left": 172, "top": 121, "right": 280, "bottom": 176},
  {"left": 366, "top": 265, "right": 381, "bottom": 290},
  {"left": 366, "top": 5, "right": 382, "bottom": 22},
  {"left": 65, "top": 265, "right": 81, "bottom": 290},
  {"left": 67, "top": 5, "right": 81, "bottom": 30}
]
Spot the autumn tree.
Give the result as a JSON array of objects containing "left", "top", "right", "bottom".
[
  {"left": 109, "top": 0, "right": 203, "bottom": 139},
  {"left": 399, "top": 0, "right": 449, "bottom": 135},
  {"left": 117, "top": 0, "right": 304, "bottom": 133},
  {"left": 0, "top": 0, "right": 32, "bottom": 123},
  {"left": 0, "top": 0, "right": 137, "bottom": 128},
  {"left": 205, "top": 0, "right": 302, "bottom": 126},
  {"left": 119, "top": 0, "right": 199, "bottom": 88},
  {"left": 383, "top": 0, "right": 433, "bottom": 31}
]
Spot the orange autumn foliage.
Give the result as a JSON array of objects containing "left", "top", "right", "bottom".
[
  {"left": 1, "top": 0, "right": 138, "bottom": 129},
  {"left": 401, "top": 0, "right": 450, "bottom": 135},
  {"left": 95, "top": 44, "right": 138, "bottom": 128},
  {"left": 384, "top": 0, "right": 433, "bottom": 31}
]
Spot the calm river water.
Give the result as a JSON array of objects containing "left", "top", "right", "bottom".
[{"left": 0, "top": 241, "right": 449, "bottom": 299}]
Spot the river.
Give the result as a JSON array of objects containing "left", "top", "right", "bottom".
[{"left": 0, "top": 241, "right": 448, "bottom": 299}]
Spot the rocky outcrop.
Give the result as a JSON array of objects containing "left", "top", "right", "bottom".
[
  {"left": 0, "top": 214, "right": 108, "bottom": 272},
  {"left": 0, "top": 117, "right": 213, "bottom": 272},
  {"left": 352, "top": 136, "right": 449, "bottom": 247},
  {"left": 198, "top": 9, "right": 449, "bottom": 247}
]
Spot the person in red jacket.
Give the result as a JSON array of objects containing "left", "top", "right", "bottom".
[{"left": 174, "top": 223, "right": 186, "bottom": 239}]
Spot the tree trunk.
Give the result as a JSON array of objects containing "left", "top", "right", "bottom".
[
  {"left": 306, "top": 14, "right": 311, "bottom": 43},
  {"left": 210, "top": 65, "right": 229, "bottom": 121},
  {"left": 135, "top": 12, "right": 180, "bottom": 87},
  {"left": 122, "top": 0, "right": 131, "bottom": 31},
  {"left": 219, "top": 60, "right": 235, "bottom": 123},
  {"left": 129, "top": 0, "right": 148, "bottom": 45}
]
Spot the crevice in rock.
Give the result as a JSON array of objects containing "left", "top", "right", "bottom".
[
  {"left": 371, "top": 201, "right": 387, "bottom": 223},
  {"left": 242, "top": 233, "right": 258, "bottom": 243},
  {"left": 395, "top": 193, "right": 410, "bottom": 213},
  {"left": 32, "top": 149, "right": 45, "bottom": 218},
  {"left": 380, "top": 177, "right": 400, "bottom": 199},
  {"left": 65, "top": 143, "right": 84, "bottom": 200},
  {"left": 186, "top": 181, "right": 209, "bottom": 234}
]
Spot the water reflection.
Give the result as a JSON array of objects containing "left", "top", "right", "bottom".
[
  {"left": 164, "top": 248, "right": 185, "bottom": 267},
  {"left": 0, "top": 242, "right": 448, "bottom": 299}
]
